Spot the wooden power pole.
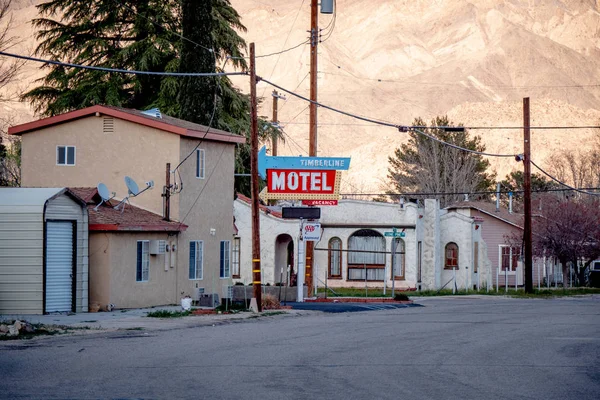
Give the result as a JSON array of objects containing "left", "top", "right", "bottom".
[
  {"left": 305, "top": 0, "right": 319, "bottom": 297},
  {"left": 272, "top": 90, "right": 279, "bottom": 156},
  {"left": 249, "top": 43, "right": 263, "bottom": 310},
  {"left": 523, "top": 97, "right": 533, "bottom": 293}
]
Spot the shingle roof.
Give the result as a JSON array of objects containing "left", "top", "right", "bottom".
[
  {"left": 71, "top": 187, "right": 187, "bottom": 233},
  {"left": 445, "top": 201, "right": 524, "bottom": 228},
  {"left": 8, "top": 105, "right": 245, "bottom": 144}
]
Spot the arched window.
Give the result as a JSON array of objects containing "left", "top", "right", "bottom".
[
  {"left": 348, "top": 229, "right": 385, "bottom": 281},
  {"left": 392, "top": 238, "right": 405, "bottom": 280},
  {"left": 328, "top": 237, "right": 342, "bottom": 279},
  {"left": 445, "top": 242, "right": 459, "bottom": 269}
]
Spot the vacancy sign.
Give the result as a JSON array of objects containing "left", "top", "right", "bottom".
[{"left": 258, "top": 146, "right": 350, "bottom": 201}]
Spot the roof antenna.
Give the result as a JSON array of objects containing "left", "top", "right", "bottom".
[
  {"left": 94, "top": 183, "right": 116, "bottom": 211},
  {"left": 113, "top": 176, "right": 154, "bottom": 212}
]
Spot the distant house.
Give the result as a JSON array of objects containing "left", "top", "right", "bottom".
[
  {"left": 446, "top": 201, "right": 548, "bottom": 288},
  {"left": 234, "top": 196, "right": 489, "bottom": 293},
  {"left": 9, "top": 105, "right": 245, "bottom": 309},
  {"left": 0, "top": 188, "right": 88, "bottom": 314},
  {"left": 70, "top": 187, "right": 187, "bottom": 309}
]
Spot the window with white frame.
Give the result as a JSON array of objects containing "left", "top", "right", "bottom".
[
  {"left": 189, "top": 241, "right": 203, "bottom": 280},
  {"left": 347, "top": 229, "right": 385, "bottom": 281},
  {"left": 136, "top": 240, "right": 149, "bottom": 282},
  {"left": 220, "top": 240, "right": 231, "bottom": 278},
  {"left": 196, "top": 149, "right": 205, "bottom": 179},
  {"left": 500, "top": 246, "right": 520, "bottom": 272},
  {"left": 57, "top": 146, "right": 76, "bottom": 166},
  {"left": 231, "top": 237, "right": 241, "bottom": 278}
]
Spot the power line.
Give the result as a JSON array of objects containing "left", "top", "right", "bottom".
[
  {"left": 530, "top": 160, "right": 600, "bottom": 197},
  {"left": 260, "top": 77, "right": 517, "bottom": 158},
  {"left": 340, "top": 186, "right": 600, "bottom": 197},
  {"left": 111, "top": 0, "right": 213, "bottom": 53},
  {"left": 230, "top": 40, "right": 310, "bottom": 59},
  {"left": 260, "top": 0, "right": 306, "bottom": 98},
  {"left": 0, "top": 50, "right": 245, "bottom": 77}
]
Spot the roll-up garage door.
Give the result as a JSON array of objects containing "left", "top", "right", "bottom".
[{"left": 45, "top": 221, "right": 74, "bottom": 312}]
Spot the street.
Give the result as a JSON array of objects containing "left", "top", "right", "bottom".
[{"left": 1, "top": 296, "right": 599, "bottom": 400}]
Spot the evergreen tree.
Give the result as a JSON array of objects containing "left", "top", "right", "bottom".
[{"left": 385, "top": 116, "right": 495, "bottom": 207}]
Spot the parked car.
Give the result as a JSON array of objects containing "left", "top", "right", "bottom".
[{"left": 590, "top": 260, "right": 600, "bottom": 288}]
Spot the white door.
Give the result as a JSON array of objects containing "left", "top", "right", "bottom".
[{"left": 45, "top": 221, "right": 74, "bottom": 312}]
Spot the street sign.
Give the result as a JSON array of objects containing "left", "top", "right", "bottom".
[
  {"left": 282, "top": 207, "right": 321, "bottom": 219},
  {"left": 257, "top": 146, "right": 351, "bottom": 179},
  {"left": 302, "top": 200, "right": 338, "bottom": 206},
  {"left": 384, "top": 231, "right": 405, "bottom": 238},
  {"left": 302, "top": 222, "right": 322, "bottom": 241}
]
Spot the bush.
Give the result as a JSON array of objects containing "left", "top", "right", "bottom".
[
  {"left": 261, "top": 294, "right": 281, "bottom": 310},
  {"left": 394, "top": 293, "right": 410, "bottom": 301}
]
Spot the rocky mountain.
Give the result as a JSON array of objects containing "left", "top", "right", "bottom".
[{"left": 3, "top": 0, "right": 600, "bottom": 194}]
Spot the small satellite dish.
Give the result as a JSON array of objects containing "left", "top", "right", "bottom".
[
  {"left": 97, "top": 183, "right": 111, "bottom": 202},
  {"left": 94, "top": 182, "right": 116, "bottom": 211},
  {"left": 125, "top": 176, "right": 140, "bottom": 196}
]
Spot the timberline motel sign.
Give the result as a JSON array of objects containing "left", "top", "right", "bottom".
[{"left": 257, "top": 146, "right": 352, "bottom": 301}]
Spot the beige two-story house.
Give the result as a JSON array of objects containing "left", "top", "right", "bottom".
[{"left": 9, "top": 105, "right": 245, "bottom": 309}]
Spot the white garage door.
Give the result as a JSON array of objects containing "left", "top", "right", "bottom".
[{"left": 45, "top": 221, "right": 74, "bottom": 313}]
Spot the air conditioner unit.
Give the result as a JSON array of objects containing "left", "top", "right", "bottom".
[
  {"left": 193, "top": 287, "right": 205, "bottom": 301},
  {"left": 149, "top": 240, "right": 166, "bottom": 255},
  {"left": 199, "top": 293, "right": 220, "bottom": 308}
]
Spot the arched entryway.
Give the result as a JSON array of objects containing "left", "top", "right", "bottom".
[{"left": 275, "top": 234, "right": 295, "bottom": 286}]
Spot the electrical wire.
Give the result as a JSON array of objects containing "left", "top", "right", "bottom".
[
  {"left": 261, "top": 77, "right": 517, "bottom": 158},
  {"left": 319, "top": 0, "right": 337, "bottom": 43},
  {"left": 111, "top": 0, "right": 213, "bottom": 53},
  {"left": 340, "top": 186, "right": 600, "bottom": 198},
  {"left": 0, "top": 50, "right": 245, "bottom": 77},
  {"left": 229, "top": 40, "right": 310, "bottom": 59},
  {"left": 530, "top": 160, "right": 600, "bottom": 197},
  {"left": 260, "top": 0, "right": 306, "bottom": 98}
]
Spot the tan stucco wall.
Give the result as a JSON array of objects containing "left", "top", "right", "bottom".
[
  {"left": 107, "top": 233, "right": 178, "bottom": 309},
  {"left": 176, "top": 138, "right": 236, "bottom": 300},
  {"left": 89, "top": 232, "right": 111, "bottom": 309},
  {"left": 20, "top": 115, "right": 180, "bottom": 217}
]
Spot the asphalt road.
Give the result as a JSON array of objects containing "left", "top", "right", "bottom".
[{"left": 1, "top": 296, "right": 599, "bottom": 400}]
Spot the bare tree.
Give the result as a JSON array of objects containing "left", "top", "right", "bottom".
[
  {"left": 531, "top": 194, "right": 600, "bottom": 285},
  {"left": 0, "top": 0, "right": 23, "bottom": 187},
  {"left": 546, "top": 130, "right": 600, "bottom": 194}
]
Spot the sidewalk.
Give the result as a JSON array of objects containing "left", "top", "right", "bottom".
[{"left": 0, "top": 306, "right": 309, "bottom": 333}]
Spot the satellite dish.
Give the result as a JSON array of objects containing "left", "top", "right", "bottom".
[
  {"left": 125, "top": 176, "right": 140, "bottom": 196},
  {"left": 97, "top": 183, "right": 111, "bottom": 201},
  {"left": 94, "top": 182, "right": 116, "bottom": 211}
]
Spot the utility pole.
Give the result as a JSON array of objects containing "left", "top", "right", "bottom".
[
  {"left": 163, "top": 163, "right": 170, "bottom": 221},
  {"left": 272, "top": 90, "right": 280, "bottom": 156},
  {"left": 523, "top": 97, "right": 533, "bottom": 293},
  {"left": 304, "top": 0, "right": 319, "bottom": 298},
  {"left": 249, "top": 43, "right": 263, "bottom": 310}
]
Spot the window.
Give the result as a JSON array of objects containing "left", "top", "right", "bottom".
[
  {"left": 347, "top": 229, "right": 385, "bottom": 281},
  {"left": 328, "top": 237, "right": 342, "bottom": 278},
  {"left": 445, "top": 242, "right": 459, "bottom": 269},
  {"left": 196, "top": 149, "right": 205, "bottom": 179},
  {"left": 220, "top": 240, "right": 231, "bottom": 278},
  {"left": 474, "top": 242, "right": 479, "bottom": 273},
  {"left": 500, "top": 246, "right": 520, "bottom": 272},
  {"left": 57, "top": 146, "right": 76, "bottom": 166},
  {"left": 189, "top": 241, "right": 203, "bottom": 280},
  {"left": 136, "top": 240, "right": 149, "bottom": 282},
  {"left": 392, "top": 238, "right": 405, "bottom": 280},
  {"left": 231, "top": 237, "right": 241, "bottom": 278}
]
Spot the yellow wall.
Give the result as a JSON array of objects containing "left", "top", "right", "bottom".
[{"left": 21, "top": 115, "right": 180, "bottom": 217}]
